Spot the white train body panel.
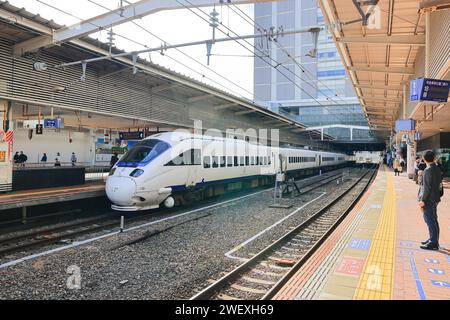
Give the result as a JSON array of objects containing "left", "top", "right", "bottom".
[{"left": 106, "top": 133, "right": 347, "bottom": 211}]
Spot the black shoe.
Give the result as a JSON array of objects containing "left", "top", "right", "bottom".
[
  {"left": 421, "top": 240, "right": 430, "bottom": 245},
  {"left": 420, "top": 243, "right": 439, "bottom": 251}
]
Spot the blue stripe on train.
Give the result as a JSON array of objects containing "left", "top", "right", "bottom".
[
  {"left": 169, "top": 174, "right": 268, "bottom": 191},
  {"left": 168, "top": 163, "right": 343, "bottom": 191}
]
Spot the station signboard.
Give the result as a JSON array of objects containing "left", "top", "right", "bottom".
[
  {"left": 119, "top": 131, "right": 144, "bottom": 141},
  {"left": 410, "top": 78, "right": 450, "bottom": 103},
  {"left": 395, "top": 119, "right": 416, "bottom": 132},
  {"left": 44, "top": 118, "right": 64, "bottom": 129}
]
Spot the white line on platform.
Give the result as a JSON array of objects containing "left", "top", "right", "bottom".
[
  {"left": 225, "top": 192, "right": 327, "bottom": 261},
  {"left": 0, "top": 188, "right": 272, "bottom": 270}
]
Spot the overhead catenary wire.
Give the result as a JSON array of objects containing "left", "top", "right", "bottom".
[
  {"left": 87, "top": 0, "right": 262, "bottom": 100},
  {"left": 177, "top": 0, "right": 346, "bottom": 124},
  {"left": 34, "top": 0, "right": 255, "bottom": 100}
]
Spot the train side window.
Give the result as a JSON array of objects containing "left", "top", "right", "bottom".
[
  {"left": 268, "top": 157, "right": 271, "bottom": 165},
  {"left": 165, "top": 149, "right": 201, "bottom": 166},
  {"left": 250, "top": 157, "right": 255, "bottom": 166},
  {"left": 256, "top": 157, "right": 260, "bottom": 166},
  {"left": 259, "top": 157, "right": 263, "bottom": 166},
  {"left": 204, "top": 156, "right": 211, "bottom": 169},
  {"left": 245, "top": 156, "right": 250, "bottom": 166},
  {"left": 212, "top": 156, "right": 219, "bottom": 168},
  {"left": 234, "top": 156, "right": 239, "bottom": 166},
  {"left": 227, "top": 156, "right": 233, "bottom": 167},
  {"left": 264, "top": 157, "right": 268, "bottom": 165},
  {"left": 220, "top": 156, "right": 226, "bottom": 168},
  {"left": 240, "top": 156, "right": 245, "bottom": 166}
]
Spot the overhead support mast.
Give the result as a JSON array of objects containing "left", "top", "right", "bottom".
[{"left": 13, "top": 0, "right": 279, "bottom": 55}]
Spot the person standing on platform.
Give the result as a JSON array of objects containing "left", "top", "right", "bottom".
[
  {"left": 393, "top": 158, "right": 402, "bottom": 176},
  {"left": 418, "top": 150, "right": 443, "bottom": 251},
  {"left": 71, "top": 152, "right": 77, "bottom": 167},
  {"left": 41, "top": 153, "right": 48, "bottom": 165},
  {"left": 18, "top": 151, "right": 27, "bottom": 168},
  {"left": 55, "top": 152, "right": 62, "bottom": 167},
  {"left": 110, "top": 152, "right": 119, "bottom": 170},
  {"left": 13, "top": 152, "right": 19, "bottom": 164}
]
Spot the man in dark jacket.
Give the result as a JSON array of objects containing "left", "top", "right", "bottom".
[{"left": 418, "top": 150, "right": 443, "bottom": 250}]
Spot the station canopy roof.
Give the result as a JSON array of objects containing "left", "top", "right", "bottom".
[
  {"left": 319, "top": 0, "right": 429, "bottom": 139},
  {"left": 0, "top": 0, "right": 334, "bottom": 142}
]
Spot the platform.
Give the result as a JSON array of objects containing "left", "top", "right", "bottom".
[
  {"left": 274, "top": 167, "right": 450, "bottom": 300},
  {"left": 0, "top": 183, "right": 106, "bottom": 210}
]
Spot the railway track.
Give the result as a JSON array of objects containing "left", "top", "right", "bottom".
[
  {"left": 0, "top": 168, "right": 354, "bottom": 258},
  {"left": 191, "top": 166, "right": 377, "bottom": 300}
]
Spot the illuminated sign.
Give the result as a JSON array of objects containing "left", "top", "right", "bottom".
[{"left": 410, "top": 78, "right": 450, "bottom": 103}]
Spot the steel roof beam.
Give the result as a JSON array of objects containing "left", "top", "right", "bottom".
[
  {"left": 235, "top": 110, "right": 257, "bottom": 116},
  {"left": 187, "top": 94, "right": 214, "bottom": 103},
  {"left": 151, "top": 83, "right": 181, "bottom": 94},
  {"left": 214, "top": 103, "right": 239, "bottom": 111},
  {"left": 349, "top": 66, "right": 415, "bottom": 75},
  {"left": 13, "top": 0, "right": 276, "bottom": 54},
  {"left": 355, "top": 84, "right": 403, "bottom": 91},
  {"left": 338, "top": 35, "right": 425, "bottom": 46}
]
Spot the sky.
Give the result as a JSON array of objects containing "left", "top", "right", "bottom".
[{"left": 8, "top": 0, "right": 256, "bottom": 99}]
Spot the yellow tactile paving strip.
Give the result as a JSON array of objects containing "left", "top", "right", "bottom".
[{"left": 353, "top": 168, "right": 396, "bottom": 300}]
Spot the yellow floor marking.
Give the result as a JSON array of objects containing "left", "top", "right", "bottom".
[{"left": 354, "top": 167, "right": 397, "bottom": 300}]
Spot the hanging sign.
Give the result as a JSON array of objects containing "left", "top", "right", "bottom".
[
  {"left": 119, "top": 131, "right": 144, "bottom": 141},
  {"left": 410, "top": 78, "right": 450, "bottom": 103}
]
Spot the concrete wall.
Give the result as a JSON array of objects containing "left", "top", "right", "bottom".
[{"left": 13, "top": 128, "right": 94, "bottom": 165}]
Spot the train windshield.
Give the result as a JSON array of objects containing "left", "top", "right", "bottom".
[{"left": 118, "top": 139, "right": 171, "bottom": 167}]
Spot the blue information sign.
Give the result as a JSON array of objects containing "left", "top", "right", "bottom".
[
  {"left": 395, "top": 119, "right": 416, "bottom": 132},
  {"left": 44, "top": 118, "right": 64, "bottom": 129},
  {"left": 410, "top": 78, "right": 450, "bottom": 103}
]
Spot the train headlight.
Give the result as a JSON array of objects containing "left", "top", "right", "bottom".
[
  {"left": 130, "top": 169, "right": 144, "bottom": 178},
  {"left": 109, "top": 168, "right": 116, "bottom": 176}
]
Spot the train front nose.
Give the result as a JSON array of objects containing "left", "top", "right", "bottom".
[{"left": 106, "top": 176, "right": 137, "bottom": 206}]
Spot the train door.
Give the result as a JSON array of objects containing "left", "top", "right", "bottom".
[
  {"left": 318, "top": 154, "right": 322, "bottom": 166},
  {"left": 186, "top": 149, "right": 201, "bottom": 187}
]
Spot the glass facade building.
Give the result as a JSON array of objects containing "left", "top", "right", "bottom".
[{"left": 254, "top": 0, "right": 371, "bottom": 140}]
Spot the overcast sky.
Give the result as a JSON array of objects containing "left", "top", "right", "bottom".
[{"left": 9, "top": 0, "right": 256, "bottom": 99}]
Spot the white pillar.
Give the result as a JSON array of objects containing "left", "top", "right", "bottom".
[
  {"left": 350, "top": 127, "right": 353, "bottom": 141},
  {"left": 0, "top": 100, "right": 13, "bottom": 192},
  {"left": 321, "top": 128, "right": 324, "bottom": 141},
  {"left": 407, "top": 133, "right": 416, "bottom": 179}
]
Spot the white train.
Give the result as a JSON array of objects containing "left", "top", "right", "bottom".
[
  {"left": 355, "top": 151, "right": 383, "bottom": 164},
  {"left": 106, "top": 132, "right": 347, "bottom": 211}
]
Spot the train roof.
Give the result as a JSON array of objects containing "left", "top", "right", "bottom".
[{"left": 146, "top": 132, "right": 345, "bottom": 155}]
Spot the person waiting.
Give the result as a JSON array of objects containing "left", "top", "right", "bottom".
[
  {"left": 41, "top": 153, "right": 48, "bottom": 165},
  {"left": 18, "top": 151, "right": 27, "bottom": 168},
  {"left": 418, "top": 150, "right": 443, "bottom": 250},
  {"left": 71, "top": 152, "right": 77, "bottom": 167},
  {"left": 13, "top": 152, "right": 19, "bottom": 164},
  {"left": 55, "top": 152, "right": 62, "bottom": 167},
  {"left": 110, "top": 152, "right": 119, "bottom": 170},
  {"left": 393, "top": 158, "right": 402, "bottom": 176}
]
